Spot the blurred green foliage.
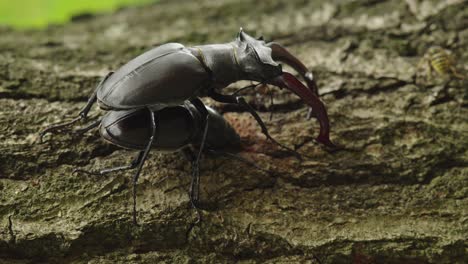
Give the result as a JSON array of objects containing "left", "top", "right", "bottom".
[{"left": 0, "top": 0, "right": 154, "bottom": 29}]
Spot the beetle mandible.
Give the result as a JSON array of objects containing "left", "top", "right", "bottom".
[{"left": 41, "top": 29, "right": 335, "bottom": 151}]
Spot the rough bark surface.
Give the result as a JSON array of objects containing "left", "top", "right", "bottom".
[{"left": 0, "top": 0, "right": 467, "bottom": 263}]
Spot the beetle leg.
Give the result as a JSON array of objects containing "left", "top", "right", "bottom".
[
  {"left": 73, "top": 118, "right": 102, "bottom": 135},
  {"left": 39, "top": 72, "right": 114, "bottom": 142},
  {"left": 267, "top": 72, "right": 336, "bottom": 148},
  {"left": 39, "top": 116, "right": 82, "bottom": 143},
  {"left": 79, "top": 71, "right": 114, "bottom": 118},
  {"left": 72, "top": 151, "right": 144, "bottom": 176},
  {"left": 187, "top": 116, "right": 210, "bottom": 206},
  {"left": 131, "top": 108, "right": 157, "bottom": 225},
  {"left": 209, "top": 91, "right": 302, "bottom": 160},
  {"left": 195, "top": 115, "right": 209, "bottom": 201},
  {"left": 268, "top": 85, "right": 275, "bottom": 121},
  {"left": 187, "top": 97, "right": 212, "bottom": 224},
  {"left": 182, "top": 148, "right": 202, "bottom": 225}
]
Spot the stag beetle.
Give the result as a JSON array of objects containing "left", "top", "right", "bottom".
[
  {"left": 73, "top": 98, "right": 260, "bottom": 224},
  {"left": 41, "top": 29, "right": 335, "bottom": 154}
]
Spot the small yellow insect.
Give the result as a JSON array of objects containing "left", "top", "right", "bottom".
[{"left": 418, "top": 46, "right": 465, "bottom": 80}]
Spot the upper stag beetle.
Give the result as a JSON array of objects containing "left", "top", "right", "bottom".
[
  {"left": 41, "top": 29, "right": 335, "bottom": 153},
  {"left": 73, "top": 98, "right": 261, "bottom": 225}
]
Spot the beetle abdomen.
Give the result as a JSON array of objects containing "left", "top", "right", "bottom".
[
  {"left": 430, "top": 51, "right": 451, "bottom": 75},
  {"left": 97, "top": 43, "right": 210, "bottom": 110},
  {"left": 198, "top": 106, "right": 241, "bottom": 150},
  {"left": 99, "top": 104, "right": 240, "bottom": 152},
  {"left": 100, "top": 107, "right": 196, "bottom": 151}
]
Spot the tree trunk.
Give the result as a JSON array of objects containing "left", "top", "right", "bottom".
[{"left": 0, "top": 0, "right": 466, "bottom": 263}]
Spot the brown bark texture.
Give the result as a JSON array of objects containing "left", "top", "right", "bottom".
[{"left": 0, "top": 0, "right": 467, "bottom": 263}]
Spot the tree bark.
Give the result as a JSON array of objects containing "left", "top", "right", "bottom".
[{"left": 0, "top": 0, "right": 466, "bottom": 263}]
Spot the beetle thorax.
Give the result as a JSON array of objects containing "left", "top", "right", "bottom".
[{"left": 192, "top": 43, "right": 245, "bottom": 88}]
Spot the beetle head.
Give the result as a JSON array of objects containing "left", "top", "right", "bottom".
[
  {"left": 233, "top": 29, "right": 335, "bottom": 148},
  {"left": 235, "top": 29, "right": 283, "bottom": 82}
]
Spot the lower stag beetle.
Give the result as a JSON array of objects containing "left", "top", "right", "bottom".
[
  {"left": 73, "top": 98, "right": 259, "bottom": 224},
  {"left": 41, "top": 29, "right": 335, "bottom": 158}
]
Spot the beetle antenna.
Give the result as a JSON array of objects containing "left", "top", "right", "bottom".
[{"left": 232, "top": 82, "right": 262, "bottom": 96}]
